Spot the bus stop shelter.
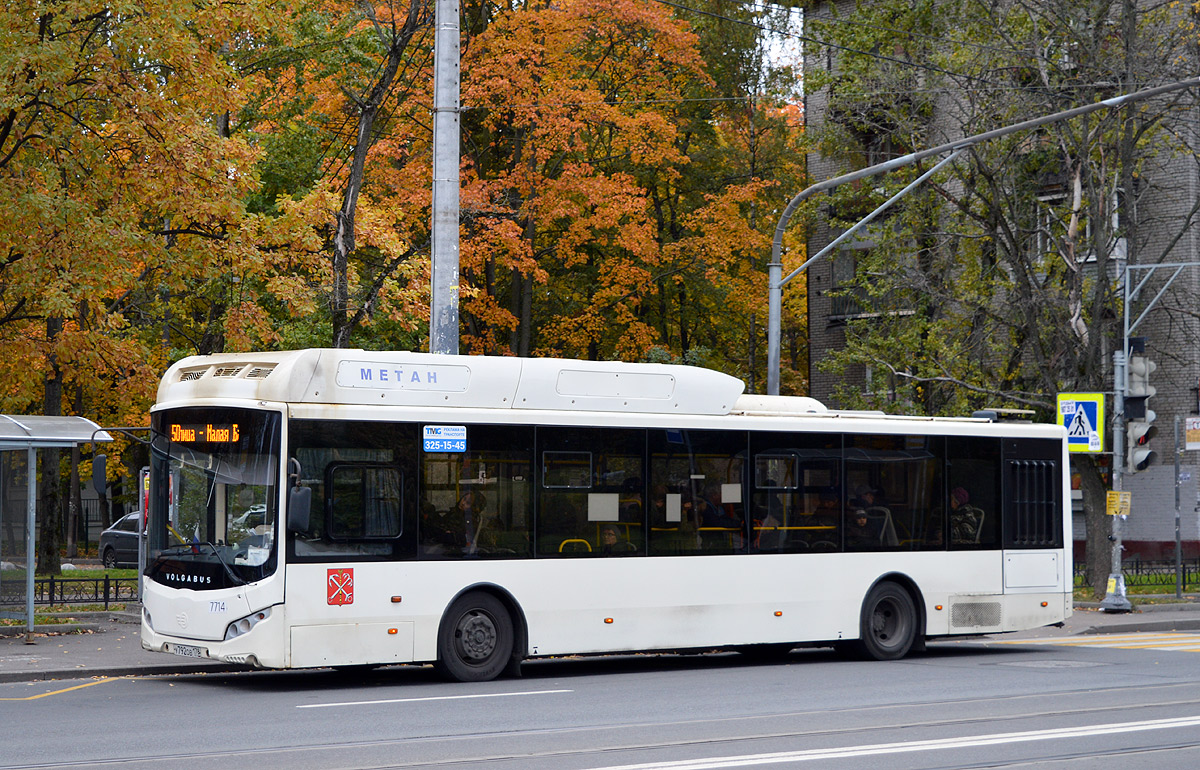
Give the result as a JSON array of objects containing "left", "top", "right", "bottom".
[{"left": 0, "top": 415, "right": 112, "bottom": 643}]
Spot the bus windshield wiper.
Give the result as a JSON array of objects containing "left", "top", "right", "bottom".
[{"left": 190, "top": 541, "right": 248, "bottom": 586}]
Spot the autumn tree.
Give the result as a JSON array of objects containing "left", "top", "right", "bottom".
[
  {"left": 0, "top": 0, "right": 279, "bottom": 570},
  {"left": 455, "top": 0, "right": 805, "bottom": 384},
  {"left": 225, "top": 0, "right": 436, "bottom": 352},
  {"left": 651, "top": 0, "right": 807, "bottom": 390}
]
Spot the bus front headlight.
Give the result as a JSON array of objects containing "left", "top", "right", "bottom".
[{"left": 224, "top": 608, "right": 271, "bottom": 641}]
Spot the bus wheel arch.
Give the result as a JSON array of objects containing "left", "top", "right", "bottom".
[
  {"left": 854, "top": 574, "right": 923, "bottom": 661},
  {"left": 436, "top": 584, "right": 526, "bottom": 682}
]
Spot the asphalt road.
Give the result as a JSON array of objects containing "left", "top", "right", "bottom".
[{"left": 4, "top": 633, "right": 1200, "bottom": 770}]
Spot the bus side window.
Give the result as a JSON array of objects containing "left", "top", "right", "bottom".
[
  {"left": 948, "top": 437, "right": 1001, "bottom": 549},
  {"left": 328, "top": 464, "right": 402, "bottom": 539},
  {"left": 749, "top": 432, "right": 841, "bottom": 554},
  {"left": 845, "top": 434, "right": 942, "bottom": 552},
  {"left": 287, "top": 420, "right": 419, "bottom": 561},
  {"left": 536, "top": 427, "right": 646, "bottom": 557},
  {"left": 649, "top": 429, "right": 746, "bottom": 556},
  {"left": 419, "top": 424, "right": 534, "bottom": 559}
]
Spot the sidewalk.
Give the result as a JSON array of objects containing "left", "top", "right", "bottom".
[
  {"left": 4, "top": 602, "right": 1200, "bottom": 684},
  {"left": 0, "top": 607, "right": 241, "bottom": 683}
]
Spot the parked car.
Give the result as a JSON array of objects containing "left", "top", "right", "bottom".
[{"left": 99, "top": 512, "right": 141, "bottom": 568}]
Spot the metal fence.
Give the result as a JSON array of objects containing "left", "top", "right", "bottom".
[
  {"left": 1075, "top": 559, "right": 1200, "bottom": 589},
  {"left": 0, "top": 576, "right": 137, "bottom": 609}
]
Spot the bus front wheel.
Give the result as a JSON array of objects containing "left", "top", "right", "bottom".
[
  {"left": 436, "top": 592, "right": 514, "bottom": 682},
  {"left": 855, "top": 582, "right": 917, "bottom": 661}
]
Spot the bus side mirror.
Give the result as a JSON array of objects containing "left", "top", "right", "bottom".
[
  {"left": 287, "top": 485, "right": 312, "bottom": 533},
  {"left": 92, "top": 455, "right": 107, "bottom": 497}
]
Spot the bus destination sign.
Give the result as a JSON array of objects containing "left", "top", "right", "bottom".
[{"left": 170, "top": 423, "right": 241, "bottom": 443}]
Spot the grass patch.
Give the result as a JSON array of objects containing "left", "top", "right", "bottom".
[
  {"left": 1074, "top": 583, "right": 1200, "bottom": 602},
  {"left": 43, "top": 603, "right": 127, "bottom": 612},
  {"left": 1, "top": 568, "right": 139, "bottom": 581},
  {"left": 1, "top": 615, "right": 81, "bottom": 626}
]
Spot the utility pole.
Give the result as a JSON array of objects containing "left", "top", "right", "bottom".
[
  {"left": 1103, "top": 343, "right": 1132, "bottom": 612},
  {"left": 430, "top": 0, "right": 460, "bottom": 355}
]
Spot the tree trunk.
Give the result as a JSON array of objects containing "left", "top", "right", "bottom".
[
  {"left": 36, "top": 317, "right": 63, "bottom": 575},
  {"left": 66, "top": 444, "right": 79, "bottom": 559},
  {"left": 1078, "top": 454, "right": 1111, "bottom": 599},
  {"left": 330, "top": 0, "right": 427, "bottom": 348}
]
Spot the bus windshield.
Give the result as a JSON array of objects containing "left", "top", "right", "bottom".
[{"left": 146, "top": 407, "right": 282, "bottom": 590}]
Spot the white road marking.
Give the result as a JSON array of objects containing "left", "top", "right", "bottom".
[
  {"left": 587, "top": 714, "right": 1200, "bottom": 769},
  {"left": 298, "top": 688, "right": 573, "bottom": 709}
]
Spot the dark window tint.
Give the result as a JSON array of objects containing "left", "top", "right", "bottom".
[
  {"left": 288, "top": 420, "right": 417, "bottom": 561},
  {"left": 420, "top": 424, "right": 533, "bottom": 559},
  {"left": 946, "top": 437, "right": 1001, "bottom": 548},
  {"left": 648, "top": 429, "right": 747, "bottom": 555},
  {"left": 537, "top": 427, "right": 645, "bottom": 557},
  {"left": 749, "top": 432, "right": 841, "bottom": 553},
  {"left": 327, "top": 464, "right": 402, "bottom": 539},
  {"left": 845, "top": 434, "right": 943, "bottom": 551},
  {"left": 1003, "top": 438, "right": 1063, "bottom": 548}
]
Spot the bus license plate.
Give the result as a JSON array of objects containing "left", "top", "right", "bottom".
[{"left": 170, "top": 644, "right": 205, "bottom": 659}]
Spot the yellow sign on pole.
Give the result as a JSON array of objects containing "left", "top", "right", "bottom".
[
  {"left": 1106, "top": 490, "right": 1131, "bottom": 517},
  {"left": 1187, "top": 417, "right": 1200, "bottom": 451},
  {"left": 1057, "top": 393, "right": 1105, "bottom": 453}
]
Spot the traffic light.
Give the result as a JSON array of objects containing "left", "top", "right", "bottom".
[
  {"left": 1127, "top": 421, "right": 1157, "bottom": 472},
  {"left": 1125, "top": 338, "right": 1157, "bottom": 473},
  {"left": 1126, "top": 352, "right": 1157, "bottom": 421}
]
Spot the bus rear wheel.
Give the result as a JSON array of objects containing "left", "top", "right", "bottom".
[
  {"left": 436, "top": 592, "right": 514, "bottom": 682},
  {"left": 855, "top": 581, "right": 917, "bottom": 661}
]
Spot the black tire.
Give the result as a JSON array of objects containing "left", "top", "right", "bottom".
[
  {"left": 102, "top": 548, "right": 118, "bottom": 569},
  {"left": 435, "top": 592, "right": 514, "bottom": 682},
  {"left": 854, "top": 581, "right": 917, "bottom": 661}
]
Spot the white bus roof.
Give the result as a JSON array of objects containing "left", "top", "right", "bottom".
[
  {"left": 157, "top": 350, "right": 1056, "bottom": 430},
  {"left": 158, "top": 349, "right": 746, "bottom": 416}
]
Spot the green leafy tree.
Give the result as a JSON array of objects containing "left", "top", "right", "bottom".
[{"left": 806, "top": 0, "right": 1198, "bottom": 594}]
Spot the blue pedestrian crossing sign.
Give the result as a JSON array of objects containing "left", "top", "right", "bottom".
[{"left": 1057, "top": 393, "right": 1105, "bottom": 454}]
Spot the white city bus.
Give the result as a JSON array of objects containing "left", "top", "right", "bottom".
[{"left": 141, "top": 349, "right": 1071, "bottom": 681}]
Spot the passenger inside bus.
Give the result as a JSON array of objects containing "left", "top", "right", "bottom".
[
  {"left": 697, "top": 484, "right": 744, "bottom": 551},
  {"left": 752, "top": 481, "right": 785, "bottom": 551},
  {"left": 850, "top": 485, "right": 886, "bottom": 512},
  {"left": 845, "top": 508, "right": 877, "bottom": 548},
  {"left": 421, "top": 490, "right": 488, "bottom": 556},
  {"left": 807, "top": 491, "right": 840, "bottom": 550},
  {"left": 948, "top": 486, "right": 985, "bottom": 544},
  {"left": 598, "top": 524, "right": 636, "bottom": 555}
]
